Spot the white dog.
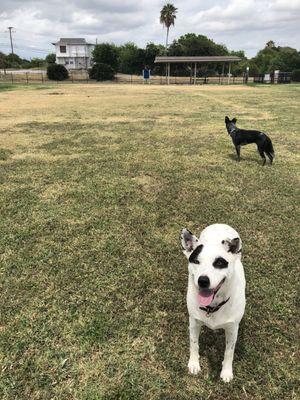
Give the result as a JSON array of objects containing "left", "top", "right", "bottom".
[{"left": 180, "top": 224, "right": 246, "bottom": 382}]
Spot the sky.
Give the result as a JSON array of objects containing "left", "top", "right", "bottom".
[{"left": 0, "top": 0, "right": 299, "bottom": 59}]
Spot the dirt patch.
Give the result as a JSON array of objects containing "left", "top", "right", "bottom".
[{"left": 47, "top": 92, "right": 64, "bottom": 96}]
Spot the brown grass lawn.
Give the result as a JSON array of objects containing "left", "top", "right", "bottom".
[{"left": 0, "top": 83, "right": 299, "bottom": 400}]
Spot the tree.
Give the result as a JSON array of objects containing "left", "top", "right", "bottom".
[
  {"left": 45, "top": 53, "right": 56, "bottom": 64},
  {"left": 47, "top": 64, "right": 69, "bottom": 80},
  {"left": 0, "top": 52, "right": 6, "bottom": 69},
  {"left": 88, "top": 63, "right": 115, "bottom": 81},
  {"left": 276, "top": 47, "right": 300, "bottom": 71},
  {"left": 248, "top": 61, "right": 260, "bottom": 76},
  {"left": 266, "top": 40, "right": 275, "bottom": 49},
  {"left": 168, "top": 33, "right": 229, "bottom": 76},
  {"left": 230, "top": 50, "right": 246, "bottom": 59},
  {"left": 5, "top": 53, "right": 23, "bottom": 68},
  {"left": 118, "top": 43, "right": 144, "bottom": 74},
  {"left": 251, "top": 42, "right": 300, "bottom": 73},
  {"left": 160, "top": 3, "right": 178, "bottom": 53},
  {"left": 291, "top": 69, "right": 300, "bottom": 81},
  {"left": 169, "top": 33, "right": 228, "bottom": 57},
  {"left": 230, "top": 50, "right": 248, "bottom": 76},
  {"left": 92, "top": 43, "right": 119, "bottom": 71},
  {"left": 144, "top": 43, "right": 165, "bottom": 73},
  {"left": 29, "top": 57, "right": 45, "bottom": 68},
  {"left": 117, "top": 42, "right": 165, "bottom": 75}
]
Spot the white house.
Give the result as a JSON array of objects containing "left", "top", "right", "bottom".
[{"left": 52, "top": 38, "right": 95, "bottom": 69}]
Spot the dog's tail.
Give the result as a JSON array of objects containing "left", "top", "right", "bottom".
[{"left": 263, "top": 135, "right": 275, "bottom": 159}]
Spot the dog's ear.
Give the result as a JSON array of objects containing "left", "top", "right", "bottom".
[
  {"left": 225, "top": 116, "right": 230, "bottom": 123},
  {"left": 180, "top": 228, "right": 199, "bottom": 257},
  {"left": 232, "top": 117, "right": 237, "bottom": 124},
  {"left": 222, "top": 237, "right": 241, "bottom": 254}
]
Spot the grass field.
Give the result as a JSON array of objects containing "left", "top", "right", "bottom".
[{"left": 0, "top": 83, "right": 299, "bottom": 400}]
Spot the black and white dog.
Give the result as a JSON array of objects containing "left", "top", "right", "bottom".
[
  {"left": 225, "top": 116, "right": 275, "bottom": 165},
  {"left": 181, "top": 224, "right": 245, "bottom": 382}
]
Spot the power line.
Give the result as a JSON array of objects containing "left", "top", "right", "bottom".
[
  {"left": 16, "top": 28, "right": 50, "bottom": 36},
  {"left": 1, "top": 44, "right": 50, "bottom": 52},
  {"left": 14, "top": 36, "right": 51, "bottom": 47},
  {"left": 0, "top": 45, "right": 52, "bottom": 57},
  {"left": 1, "top": 27, "right": 53, "bottom": 53},
  {"left": 15, "top": 45, "right": 51, "bottom": 52},
  {"left": 0, "top": 36, "right": 52, "bottom": 52}
]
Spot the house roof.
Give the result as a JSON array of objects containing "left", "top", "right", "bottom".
[
  {"left": 154, "top": 56, "right": 241, "bottom": 63},
  {"left": 52, "top": 38, "right": 95, "bottom": 45}
]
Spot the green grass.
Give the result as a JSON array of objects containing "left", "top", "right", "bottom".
[{"left": 0, "top": 83, "right": 299, "bottom": 400}]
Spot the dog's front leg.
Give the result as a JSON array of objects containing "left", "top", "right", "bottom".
[
  {"left": 235, "top": 145, "right": 241, "bottom": 161},
  {"left": 188, "top": 316, "right": 202, "bottom": 375},
  {"left": 220, "top": 323, "right": 239, "bottom": 382}
]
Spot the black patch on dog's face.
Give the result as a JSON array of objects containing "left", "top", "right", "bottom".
[
  {"left": 228, "top": 238, "right": 240, "bottom": 253},
  {"left": 213, "top": 257, "right": 228, "bottom": 269},
  {"left": 222, "top": 237, "right": 240, "bottom": 254},
  {"left": 189, "top": 244, "right": 203, "bottom": 264}
]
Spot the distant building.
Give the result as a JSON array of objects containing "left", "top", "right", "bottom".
[{"left": 52, "top": 38, "right": 95, "bottom": 69}]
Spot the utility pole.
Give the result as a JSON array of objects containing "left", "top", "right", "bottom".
[{"left": 7, "top": 27, "right": 15, "bottom": 54}]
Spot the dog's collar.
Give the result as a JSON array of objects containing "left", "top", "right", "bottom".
[
  {"left": 199, "top": 297, "right": 230, "bottom": 317},
  {"left": 229, "top": 126, "right": 237, "bottom": 134}
]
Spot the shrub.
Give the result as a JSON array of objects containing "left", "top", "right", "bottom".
[
  {"left": 47, "top": 64, "right": 69, "bottom": 81},
  {"left": 291, "top": 69, "right": 300, "bottom": 82},
  {"left": 88, "top": 63, "right": 115, "bottom": 81}
]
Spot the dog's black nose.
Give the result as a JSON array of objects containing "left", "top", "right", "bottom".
[{"left": 198, "top": 275, "right": 210, "bottom": 288}]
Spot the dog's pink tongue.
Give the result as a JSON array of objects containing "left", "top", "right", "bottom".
[{"left": 198, "top": 289, "right": 214, "bottom": 307}]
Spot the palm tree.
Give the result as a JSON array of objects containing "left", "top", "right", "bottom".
[{"left": 160, "top": 3, "right": 178, "bottom": 54}]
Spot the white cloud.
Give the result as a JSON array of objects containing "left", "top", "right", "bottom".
[
  {"left": 0, "top": 0, "right": 299, "bottom": 59},
  {"left": 195, "top": 0, "right": 255, "bottom": 21},
  {"left": 273, "top": 0, "right": 300, "bottom": 11}
]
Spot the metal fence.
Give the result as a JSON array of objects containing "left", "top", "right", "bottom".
[
  {"left": 0, "top": 70, "right": 253, "bottom": 85},
  {"left": 115, "top": 74, "right": 253, "bottom": 85},
  {"left": 253, "top": 72, "right": 292, "bottom": 84},
  {"left": 0, "top": 70, "right": 90, "bottom": 84}
]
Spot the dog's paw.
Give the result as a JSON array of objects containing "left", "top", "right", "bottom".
[
  {"left": 188, "top": 359, "right": 201, "bottom": 375},
  {"left": 220, "top": 368, "right": 233, "bottom": 383}
]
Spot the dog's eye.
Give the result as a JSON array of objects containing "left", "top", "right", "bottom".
[{"left": 213, "top": 257, "right": 228, "bottom": 269}]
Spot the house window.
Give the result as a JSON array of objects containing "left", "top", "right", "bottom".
[{"left": 60, "top": 46, "right": 66, "bottom": 53}]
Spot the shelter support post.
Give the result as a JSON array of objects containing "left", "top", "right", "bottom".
[
  {"left": 228, "top": 63, "right": 231, "bottom": 84},
  {"left": 194, "top": 63, "right": 197, "bottom": 85},
  {"left": 222, "top": 63, "right": 225, "bottom": 84}
]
